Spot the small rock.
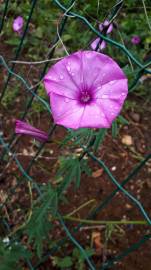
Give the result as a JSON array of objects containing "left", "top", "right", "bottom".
[
  {"left": 126, "top": 204, "right": 132, "bottom": 209},
  {"left": 130, "top": 185, "right": 134, "bottom": 190},
  {"left": 23, "top": 149, "right": 29, "bottom": 156},
  {"left": 122, "top": 135, "right": 133, "bottom": 146},
  {"left": 111, "top": 166, "right": 117, "bottom": 171}
]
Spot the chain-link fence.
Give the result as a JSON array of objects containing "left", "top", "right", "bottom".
[{"left": 0, "top": 0, "right": 151, "bottom": 269}]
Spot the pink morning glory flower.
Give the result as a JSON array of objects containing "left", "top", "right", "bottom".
[
  {"left": 13, "top": 16, "right": 24, "bottom": 34},
  {"left": 90, "top": 20, "right": 113, "bottom": 51},
  {"left": 15, "top": 120, "right": 48, "bottom": 142},
  {"left": 43, "top": 51, "right": 128, "bottom": 130},
  {"left": 131, "top": 35, "right": 141, "bottom": 45}
]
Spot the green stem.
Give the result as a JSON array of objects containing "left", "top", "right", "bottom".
[{"left": 63, "top": 215, "right": 147, "bottom": 225}]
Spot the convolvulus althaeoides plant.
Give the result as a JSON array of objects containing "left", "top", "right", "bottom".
[
  {"left": 44, "top": 51, "right": 128, "bottom": 129},
  {"left": 15, "top": 120, "right": 48, "bottom": 142}
]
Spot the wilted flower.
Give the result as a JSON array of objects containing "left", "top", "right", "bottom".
[
  {"left": 13, "top": 16, "right": 24, "bottom": 34},
  {"left": 44, "top": 51, "right": 128, "bottom": 130},
  {"left": 90, "top": 20, "right": 113, "bottom": 51},
  {"left": 131, "top": 35, "right": 141, "bottom": 45},
  {"left": 15, "top": 120, "right": 48, "bottom": 142}
]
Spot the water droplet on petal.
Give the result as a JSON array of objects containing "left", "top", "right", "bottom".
[
  {"left": 101, "top": 94, "right": 109, "bottom": 99},
  {"left": 109, "top": 81, "right": 115, "bottom": 85},
  {"left": 121, "top": 92, "right": 126, "bottom": 96},
  {"left": 64, "top": 97, "right": 70, "bottom": 103},
  {"left": 86, "top": 52, "right": 92, "bottom": 58},
  {"left": 66, "top": 65, "right": 71, "bottom": 72},
  {"left": 60, "top": 74, "right": 64, "bottom": 80},
  {"left": 71, "top": 72, "right": 75, "bottom": 76}
]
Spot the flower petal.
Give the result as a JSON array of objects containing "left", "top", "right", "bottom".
[
  {"left": 81, "top": 51, "right": 126, "bottom": 91},
  {"left": 15, "top": 120, "right": 48, "bottom": 141},
  {"left": 44, "top": 53, "right": 83, "bottom": 99},
  {"left": 93, "top": 57, "right": 127, "bottom": 88},
  {"left": 107, "top": 23, "right": 113, "bottom": 34},
  {"left": 95, "top": 79, "right": 128, "bottom": 101},
  {"left": 79, "top": 102, "right": 110, "bottom": 128},
  {"left": 99, "top": 23, "right": 104, "bottom": 32},
  {"left": 95, "top": 79, "right": 128, "bottom": 125},
  {"left": 96, "top": 98, "right": 122, "bottom": 125},
  {"left": 50, "top": 93, "right": 84, "bottom": 129}
]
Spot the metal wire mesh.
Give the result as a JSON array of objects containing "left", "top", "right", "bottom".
[{"left": 0, "top": 0, "right": 151, "bottom": 269}]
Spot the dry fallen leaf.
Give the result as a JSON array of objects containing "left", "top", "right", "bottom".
[
  {"left": 125, "top": 203, "right": 132, "bottom": 209},
  {"left": 92, "top": 169, "right": 103, "bottom": 178},
  {"left": 92, "top": 231, "right": 103, "bottom": 255}
]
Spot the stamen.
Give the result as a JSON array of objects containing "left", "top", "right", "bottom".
[{"left": 80, "top": 90, "right": 92, "bottom": 104}]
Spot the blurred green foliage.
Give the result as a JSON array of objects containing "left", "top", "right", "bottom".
[
  {"left": 1, "top": 0, "right": 150, "bottom": 61},
  {"left": 1, "top": 0, "right": 150, "bottom": 116}
]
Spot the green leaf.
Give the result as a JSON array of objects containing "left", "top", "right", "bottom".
[
  {"left": 112, "top": 121, "right": 118, "bottom": 138},
  {"left": 118, "top": 115, "right": 129, "bottom": 125},
  {"left": 93, "top": 129, "right": 107, "bottom": 152},
  {"left": 5, "top": 39, "right": 19, "bottom": 46},
  {"left": 0, "top": 241, "right": 31, "bottom": 270},
  {"left": 54, "top": 256, "right": 73, "bottom": 268},
  {"left": 35, "top": 27, "right": 43, "bottom": 38},
  {"left": 75, "top": 160, "right": 81, "bottom": 188},
  {"left": 26, "top": 184, "right": 57, "bottom": 258},
  {"left": 61, "top": 128, "right": 94, "bottom": 147},
  {"left": 80, "top": 159, "right": 92, "bottom": 176},
  {"left": 57, "top": 158, "right": 81, "bottom": 194}
]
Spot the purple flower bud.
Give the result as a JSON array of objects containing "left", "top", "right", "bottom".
[
  {"left": 90, "top": 38, "right": 106, "bottom": 51},
  {"left": 99, "top": 20, "right": 113, "bottom": 34},
  {"left": 91, "top": 19, "right": 113, "bottom": 52},
  {"left": 13, "top": 16, "right": 24, "bottom": 34},
  {"left": 90, "top": 38, "right": 100, "bottom": 50},
  {"left": 131, "top": 35, "right": 141, "bottom": 45},
  {"left": 99, "top": 40, "right": 106, "bottom": 50},
  {"left": 15, "top": 120, "right": 48, "bottom": 142}
]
